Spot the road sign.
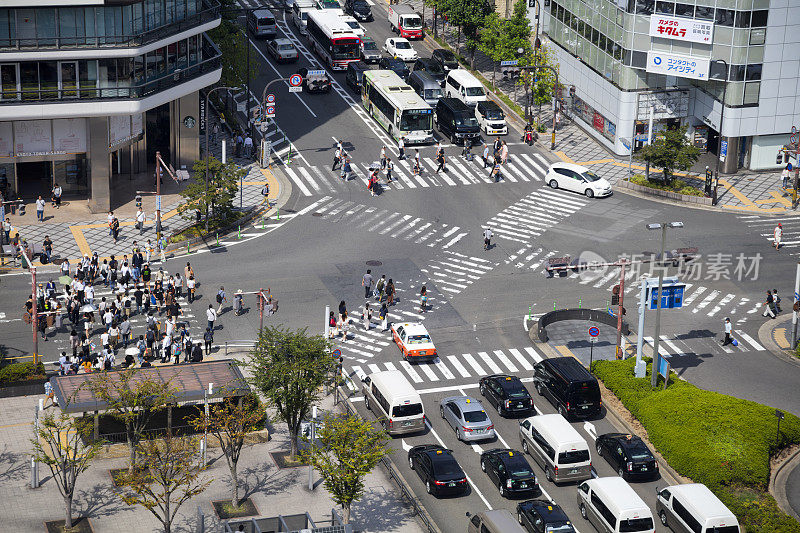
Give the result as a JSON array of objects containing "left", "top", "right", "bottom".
[
  {"left": 156, "top": 195, "right": 162, "bottom": 211},
  {"left": 720, "top": 139, "right": 728, "bottom": 163},
  {"left": 265, "top": 105, "right": 275, "bottom": 118},
  {"left": 289, "top": 74, "right": 303, "bottom": 87},
  {"left": 307, "top": 69, "right": 325, "bottom": 76},
  {"left": 289, "top": 86, "right": 302, "bottom": 93},
  {"left": 588, "top": 326, "right": 600, "bottom": 338},
  {"left": 266, "top": 93, "right": 275, "bottom": 103},
  {"left": 500, "top": 60, "right": 519, "bottom": 66},
  {"left": 332, "top": 348, "right": 341, "bottom": 358},
  {"left": 648, "top": 283, "right": 686, "bottom": 310}
]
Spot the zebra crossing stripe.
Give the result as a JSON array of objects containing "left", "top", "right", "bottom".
[
  {"left": 693, "top": 290, "right": 720, "bottom": 313},
  {"left": 297, "top": 166, "right": 324, "bottom": 193},
  {"left": 399, "top": 361, "right": 423, "bottom": 383},
  {"left": 477, "top": 351, "right": 502, "bottom": 373},
  {"left": 447, "top": 158, "right": 482, "bottom": 184},
  {"left": 446, "top": 356, "right": 471, "bottom": 378},
  {"left": 462, "top": 353, "right": 487, "bottom": 375},
  {"left": 384, "top": 361, "right": 399, "bottom": 373},
  {"left": 682, "top": 286, "right": 707, "bottom": 306},
  {"left": 520, "top": 153, "right": 547, "bottom": 176},
  {"left": 508, "top": 348, "right": 534, "bottom": 371},
  {"left": 523, "top": 346, "right": 543, "bottom": 363},
  {"left": 434, "top": 359, "right": 455, "bottom": 379},
  {"left": 283, "top": 167, "right": 312, "bottom": 196},
  {"left": 708, "top": 293, "right": 735, "bottom": 317},
  {"left": 351, "top": 207, "right": 382, "bottom": 227},
  {"left": 394, "top": 162, "right": 418, "bottom": 188},
  {"left": 643, "top": 336, "right": 670, "bottom": 357},
  {"left": 443, "top": 232, "right": 468, "bottom": 249},
  {"left": 494, "top": 349, "right": 519, "bottom": 372},
  {"left": 417, "top": 362, "right": 439, "bottom": 381},
  {"left": 737, "top": 331, "right": 765, "bottom": 351},
  {"left": 501, "top": 162, "right": 525, "bottom": 182},
  {"left": 659, "top": 336, "right": 684, "bottom": 356},
  {"left": 380, "top": 214, "right": 412, "bottom": 235},
  {"left": 368, "top": 363, "right": 381, "bottom": 373},
  {"left": 391, "top": 217, "right": 422, "bottom": 239}
]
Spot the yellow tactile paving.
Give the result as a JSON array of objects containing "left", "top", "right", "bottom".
[
  {"left": 774, "top": 327, "right": 790, "bottom": 350},
  {"left": 555, "top": 345, "right": 579, "bottom": 360},
  {"left": 554, "top": 151, "right": 577, "bottom": 164}
]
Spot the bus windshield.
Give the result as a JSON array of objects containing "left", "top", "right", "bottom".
[
  {"left": 400, "top": 110, "right": 432, "bottom": 132},
  {"left": 333, "top": 40, "right": 360, "bottom": 59}
]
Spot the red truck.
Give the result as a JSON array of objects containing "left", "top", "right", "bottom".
[{"left": 388, "top": 5, "right": 423, "bottom": 39}]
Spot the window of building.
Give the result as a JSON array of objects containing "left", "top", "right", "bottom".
[
  {"left": 750, "top": 10, "right": 767, "bottom": 26},
  {"left": 734, "top": 10, "right": 750, "bottom": 27},
  {"left": 745, "top": 63, "right": 761, "bottom": 81},
  {"left": 709, "top": 61, "right": 728, "bottom": 80},
  {"left": 636, "top": 0, "right": 654, "bottom": 15},
  {"left": 20, "top": 62, "right": 38, "bottom": 100},
  {"left": 674, "top": 3, "right": 693, "bottom": 17},
  {"left": 632, "top": 50, "right": 647, "bottom": 68},
  {"left": 0, "top": 63, "right": 19, "bottom": 100},
  {"left": 729, "top": 64, "right": 745, "bottom": 81},
  {"left": 655, "top": 1, "right": 674, "bottom": 14},
  {"left": 695, "top": 6, "right": 714, "bottom": 20},
  {"left": 0, "top": 9, "right": 15, "bottom": 48},
  {"left": 743, "top": 81, "right": 759, "bottom": 105},
  {"left": 749, "top": 27, "right": 765, "bottom": 45},
  {"left": 715, "top": 8, "right": 735, "bottom": 26},
  {"left": 37, "top": 8, "right": 58, "bottom": 46}
]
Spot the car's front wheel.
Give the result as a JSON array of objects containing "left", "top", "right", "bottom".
[
  {"left": 585, "top": 188, "right": 595, "bottom": 198},
  {"left": 549, "top": 179, "right": 558, "bottom": 189}
]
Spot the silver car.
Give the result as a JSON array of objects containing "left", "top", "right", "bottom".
[
  {"left": 266, "top": 38, "right": 299, "bottom": 63},
  {"left": 439, "top": 396, "right": 495, "bottom": 442},
  {"left": 361, "top": 38, "right": 381, "bottom": 63}
]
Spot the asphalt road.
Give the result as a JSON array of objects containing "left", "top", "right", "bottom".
[{"left": 2, "top": 0, "right": 800, "bottom": 530}]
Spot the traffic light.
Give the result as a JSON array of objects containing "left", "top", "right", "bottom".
[
  {"left": 569, "top": 86, "right": 576, "bottom": 98},
  {"left": 501, "top": 66, "right": 520, "bottom": 79},
  {"left": 135, "top": 195, "right": 142, "bottom": 208},
  {"left": 611, "top": 284, "right": 620, "bottom": 306}
]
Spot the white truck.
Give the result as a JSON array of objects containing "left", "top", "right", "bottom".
[{"left": 387, "top": 5, "right": 422, "bottom": 40}]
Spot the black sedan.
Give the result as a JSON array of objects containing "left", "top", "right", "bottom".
[
  {"left": 517, "top": 500, "right": 576, "bottom": 533},
  {"left": 479, "top": 374, "right": 534, "bottom": 417},
  {"left": 408, "top": 444, "right": 468, "bottom": 497},
  {"left": 412, "top": 57, "right": 446, "bottom": 86},
  {"left": 481, "top": 448, "right": 539, "bottom": 498},
  {"left": 379, "top": 56, "right": 410, "bottom": 80},
  {"left": 595, "top": 433, "right": 659, "bottom": 481},
  {"left": 431, "top": 48, "right": 458, "bottom": 71}
]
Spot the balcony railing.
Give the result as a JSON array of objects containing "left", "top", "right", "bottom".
[
  {"left": 0, "top": 1, "right": 220, "bottom": 52},
  {"left": 0, "top": 42, "right": 221, "bottom": 104}
]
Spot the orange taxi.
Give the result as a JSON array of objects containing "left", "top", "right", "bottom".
[{"left": 391, "top": 322, "right": 437, "bottom": 363}]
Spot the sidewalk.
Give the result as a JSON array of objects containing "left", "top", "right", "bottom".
[
  {"left": 413, "top": 9, "right": 790, "bottom": 215},
  {"left": 0, "top": 384, "right": 426, "bottom": 532},
  {"left": 2, "top": 115, "right": 280, "bottom": 267}
]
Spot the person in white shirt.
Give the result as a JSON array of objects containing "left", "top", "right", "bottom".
[
  {"left": 782, "top": 166, "right": 791, "bottom": 189},
  {"left": 85, "top": 285, "right": 95, "bottom": 304},
  {"left": 100, "top": 330, "right": 110, "bottom": 347},
  {"left": 206, "top": 305, "right": 217, "bottom": 330},
  {"left": 103, "top": 310, "right": 113, "bottom": 327},
  {"left": 136, "top": 208, "right": 146, "bottom": 234},
  {"left": 398, "top": 136, "right": 405, "bottom": 160},
  {"left": 107, "top": 211, "right": 114, "bottom": 236},
  {"left": 483, "top": 228, "right": 493, "bottom": 250},
  {"left": 774, "top": 223, "right": 782, "bottom": 250},
  {"left": 51, "top": 184, "right": 62, "bottom": 208}
]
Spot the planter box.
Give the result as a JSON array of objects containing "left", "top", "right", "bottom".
[
  {"left": 616, "top": 179, "right": 713, "bottom": 206},
  {"left": 0, "top": 377, "right": 49, "bottom": 398}
]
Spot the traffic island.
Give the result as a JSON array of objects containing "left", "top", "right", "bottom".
[
  {"left": 593, "top": 357, "right": 800, "bottom": 532},
  {"left": 616, "top": 176, "right": 713, "bottom": 206}
]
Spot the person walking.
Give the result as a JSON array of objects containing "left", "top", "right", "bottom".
[
  {"left": 233, "top": 289, "right": 244, "bottom": 316},
  {"left": 500, "top": 141, "right": 509, "bottom": 164},
  {"left": 51, "top": 183, "right": 62, "bottom": 208},
  {"left": 762, "top": 290, "right": 776, "bottom": 318},
  {"left": 774, "top": 223, "right": 782, "bottom": 250},
  {"left": 328, "top": 311, "right": 337, "bottom": 338},
  {"left": 782, "top": 165, "right": 791, "bottom": 189},
  {"left": 206, "top": 304, "right": 217, "bottom": 330},
  {"left": 482, "top": 143, "right": 490, "bottom": 168},
  {"left": 419, "top": 285, "right": 428, "bottom": 313},
  {"left": 490, "top": 160, "right": 502, "bottom": 182},
  {"left": 385, "top": 158, "right": 394, "bottom": 182},
  {"left": 111, "top": 216, "right": 120, "bottom": 241},
  {"left": 721, "top": 317, "right": 733, "bottom": 345},
  {"left": 107, "top": 211, "right": 114, "bottom": 236},
  {"left": 2, "top": 216, "right": 12, "bottom": 244},
  {"left": 136, "top": 208, "right": 146, "bottom": 234},
  {"left": 483, "top": 227, "right": 493, "bottom": 250},
  {"left": 375, "top": 274, "right": 386, "bottom": 302},
  {"left": 413, "top": 149, "right": 421, "bottom": 176},
  {"left": 380, "top": 145, "right": 387, "bottom": 170},
  {"left": 386, "top": 279, "right": 395, "bottom": 306},
  {"left": 773, "top": 289, "right": 782, "bottom": 312},
  {"left": 362, "top": 269, "right": 373, "bottom": 298},
  {"left": 379, "top": 302, "right": 389, "bottom": 332},
  {"left": 210, "top": 122, "right": 220, "bottom": 144},
  {"left": 362, "top": 302, "right": 371, "bottom": 330},
  {"left": 435, "top": 149, "right": 446, "bottom": 173},
  {"left": 158, "top": 235, "right": 167, "bottom": 263},
  {"left": 42, "top": 235, "right": 53, "bottom": 263},
  {"left": 332, "top": 146, "right": 342, "bottom": 171},
  {"left": 341, "top": 157, "right": 352, "bottom": 180},
  {"left": 338, "top": 300, "right": 347, "bottom": 326},
  {"left": 216, "top": 286, "right": 227, "bottom": 313},
  {"left": 36, "top": 195, "right": 45, "bottom": 222},
  {"left": 398, "top": 136, "right": 405, "bottom": 160}
]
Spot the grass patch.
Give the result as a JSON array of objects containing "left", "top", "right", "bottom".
[
  {"left": 593, "top": 357, "right": 800, "bottom": 533},
  {"left": 628, "top": 173, "right": 705, "bottom": 197},
  {"left": 0, "top": 361, "right": 46, "bottom": 385}
]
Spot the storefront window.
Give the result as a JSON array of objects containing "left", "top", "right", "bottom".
[
  {"left": 188, "top": 35, "right": 198, "bottom": 64},
  {"left": 79, "top": 60, "right": 97, "bottom": 98},
  {"left": 20, "top": 62, "right": 38, "bottom": 100},
  {"left": 39, "top": 61, "right": 58, "bottom": 98},
  {"left": 1, "top": 64, "right": 18, "bottom": 100}
]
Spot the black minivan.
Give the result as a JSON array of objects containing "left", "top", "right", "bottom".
[
  {"left": 345, "top": 61, "right": 371, "bottom": 92},
  {"left": 435, "top": 98, "right": 480, "bottom": 145},
  {"left": 532, "top": 357, "right": 601, "bottom": 420}
]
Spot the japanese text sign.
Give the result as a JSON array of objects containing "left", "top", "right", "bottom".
[
  {"left": 646, "top": 51, "right": 710, "bottom": 80},
  {"left": 649, "top": 15, "right": 714, "bottom": 44}
]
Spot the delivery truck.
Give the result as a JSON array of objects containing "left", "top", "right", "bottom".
[{"left": 388, "top": 5, "right": 422, "bottom": 39}]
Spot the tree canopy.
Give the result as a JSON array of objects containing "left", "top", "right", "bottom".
[{"left": 635, "top": 125, "right": 701, "bottom": 182}]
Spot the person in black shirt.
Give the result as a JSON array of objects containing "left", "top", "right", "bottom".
[{"left": 134, "top": 285, "right": 144, "bottom": 314}]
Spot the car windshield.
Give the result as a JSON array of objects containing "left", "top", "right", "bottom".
[
  {"left": 279, "top": 44, "right": 295, "bottom": 51},
  {"left": 425, "top": 62, "right": 444, "bottom": 75},
  {"left": 400, "top": 110, "right": 432, "bottom": 132},
  {"left": 354, "top": 0, "right": 369, "bottom": 7},
  {"left": 619, "top": 518, "right": 654, "bottom": 532},
  {"left": 558, "top": 449, "right": 590, "bottom": 464},
  {"left": 463, "top": 410, "right": 488, "bottom": 423},
  {"left": 424, "top": 88, "right": 443, "bottom": 100},
  {"left": 506, "top": 457, "right": 534, "bottom": 478},
  {"left": 465, "top": 86, "right": 485, "bottom": 96},
  {"left": 485, "top": 108, "right": 504, "bottom": 120},
  {"left": 392, "top": 403, "right": 423, "bottom": 417},
  {"left": 258, "top": 17, "right": 275, "bottom": 25},
  {"left": 395, "top": 41, "right": 412, "bottom": 49},
  {"left": 438, "top": 51, "right": 456, "bottom": 61},
  {"left": 581, "top": 170, "right": 602, "bottom": 182},
  {"left": 363, "top": 41, "right": 378, "bottom": 50},
  {"left": 407, "top": 334, "right": 431, "bottom": 344},
  {"left": 453, "top": 114, "right": 478, "bottom": 127},
  {"left": 545, "top": 523, "right": 575, "bottom": 533},
  {"left": 404, "top": 15, "right": 422, "bottom": 28},
  {"left": 333, "top": 41, "right": 360, "bottom": 59},
  {"left": 432, "top": 456, "right": 463, "bottom": 476}
]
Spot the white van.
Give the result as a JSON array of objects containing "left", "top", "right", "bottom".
[
  {"left": 656, "top": 484, "right": 740, "bottom": 533},
  {"left": 444, "top": 69, "right": 486, "bottom": 108},
  {"left": 292, "top": 0, "right": 316, "bottom": 34},
  {"left": 361, "top": 370, "right": 425, "bottom": 436},
  {"left": 577, "top": 477, "right": 655, "bottom": 533},
  {"left": 519, "top": 414, "right": 592, "bottom": 484}
]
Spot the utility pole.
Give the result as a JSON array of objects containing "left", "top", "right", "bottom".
[
  {"left": 711, "top": 59, "right": 729, "bottom": 206},
  {"left": 518, "top": 65, "right": 559, "bottom": 150},
  {"left": 615, "top": 259, "right": 627, "bottom": 359},
  {"left": 155, "top": 151, "right": 162, "bottom": 241}
]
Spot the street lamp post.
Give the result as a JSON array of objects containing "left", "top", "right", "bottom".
[
  {"left": 646, "top": 221, "right": 683, "bottom": 388},
  {"left": 204, "top": 86, "right": 241, "bottom": 232},
  {"left": 711, "top": 59, "right": 728, "bottom": 206},
  {"left": 518, "top": 65, "right": 559, "bottom": 150}
]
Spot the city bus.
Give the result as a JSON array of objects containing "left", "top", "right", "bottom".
[
  {"left": 306, "top": 9, "right": 360, "bottom": 70},
  {"left": 362, "top": 69, "right": 434, "bottom": 144}
]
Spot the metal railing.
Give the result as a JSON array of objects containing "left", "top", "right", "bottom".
[
  {"left": 222, "top": 340, "right": 258, "bottom": 357},
  {"left": 0, "top": 2, "right": 220, "bottom": 51},
  {"left": 0, "top": 43, "right": 221, "bottom": 104}
]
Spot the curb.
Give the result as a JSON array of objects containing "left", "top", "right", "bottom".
[
  {"left": 612, "top": 181, "right": 720, "bottom": 212},
  {"left": 770, "top": 444, "right": 800, "bottom": 522},
  {"left": 757, "top": 314, "right": 800, "bottom": 368}
]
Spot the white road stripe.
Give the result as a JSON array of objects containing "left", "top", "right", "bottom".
[
  {"left": 708, "top": 293, "right": 735, "bottom": 317},
  {"left": 399, "top": 360, "right": 423, "bottom": 383},
  {"left": 462, "top": 353, "right": 487, "bottom": 375},
  {"left": 737, "top": 331, "right": 765, "bottom": 351},
  {"left": 477, "top": 351, "right": 502, "bottom": 374},
  {"left": 447, "top": 355, "right": 472, "bottom": 378},
  {"left": 508, "top": 348, "right": 534, "bottom": 370},
  {"left": 523, "top": 346, "right": 543, "bottom": 363},
  {"left": 417, "top": 363, "right": 439, "bottom": 381},
  {"left": 434, "top": 358, "right": 456, "bottom": 380},
  {"left": 493, "top": 349, "right": 518, "bottom": 372},
  {"left": 297, "top": 166, "right": 323, "bottom": 193},
  {"left": 693, "top": 290, "right": 720, "bottom": 313},
  {"left": 283, "top": 167, "right": 312, "bottom": 196}
]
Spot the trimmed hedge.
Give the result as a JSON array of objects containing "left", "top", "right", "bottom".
[
  {"left": 0, "top": 361, "right": 47, "bottom": 385},
  {"left": 593, "top": 357, "right": 800, "bottom": 533},
  {"left": 628, "top": 173, "right": 705, "bottom": 197}
]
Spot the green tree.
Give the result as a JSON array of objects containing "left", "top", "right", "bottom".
[
  {"left": 31, "top": 411, "right": 102, "bottom": 530},
  {"left": 209, "top": 18, "right": 258, "bottom": 91},
  {"left": 188, "top": 395, "right": 265, "bottom": 508},
  {"left": 635, "top": 125, "right": 701, "bottom": 183},
  {"left": 300, "top": 413, "right": 390, "bottom": 524},
  {"left": 447, "top": 0, "right": 490, "bottom": 68},
  {"left": 179, "top": 156, "right": 245, "bottom": 227},
  {"left": 82, "top": 367, "right": 177, "bottom": 471},
  {"left": 118, "top": 433, "right": 210, "bottom": 533},
  {"left": 247, "top": 326, "right": 335, "bottom": 459}
]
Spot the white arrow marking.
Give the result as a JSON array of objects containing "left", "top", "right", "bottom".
[
  {"left": 583, "top": 421, "right": 597, "bottom": 440},
  {"left": 401, "top": 439, "right": 412, "bottom": 452}
]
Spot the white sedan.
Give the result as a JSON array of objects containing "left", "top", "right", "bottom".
[
  {"left": 384, "top": 37, "right": 418, "bottom": 62},
  {"left": 545, "top": 162, "right": 612, "bottom": 198}
]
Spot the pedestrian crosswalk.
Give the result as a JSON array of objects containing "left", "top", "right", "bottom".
[
  {"left": 736, "top": 214, "right": 798, "bottom": 253},
  {"left": 421, "top": 251, "right": 498, "bottom": 295},
  {"left": 281, "top": 151, "right": 550, "bottom": 196},
  {"left": 485, "top": 188, "right": 588, "bottom": 244},
  {"left": 641, "top": 328, "right": 765, "bottom": 358},
  {"left": 348, "top": 345, "right": 545, "bottom": 387},
  {"left": 309, "top": 197, "right": 469, "bottom": 248}
]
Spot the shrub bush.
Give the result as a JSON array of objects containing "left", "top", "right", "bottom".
[
  {"left": 628, "top": 174, "right": 704, "bottom": 197},
  {"left": 593, "top": 358, "right": 800, "bottom": 532},
  {"left": 0, "top": 361, "right": 47, "bottom": 385}
]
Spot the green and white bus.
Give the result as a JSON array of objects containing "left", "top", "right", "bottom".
[{"left": 361, "top": 69, "right": 433, "bottom": 144}]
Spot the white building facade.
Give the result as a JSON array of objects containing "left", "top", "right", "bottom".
[
  {"left": 0, "top": 0, "right": 222, "bottom": 212},
  {"left": 535, "top": 0, "right": 800, "bottom": 172}
]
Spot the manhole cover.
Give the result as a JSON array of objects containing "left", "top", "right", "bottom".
[
  {"left": 312, "top": 212, "right": 323, "bottom": 217},
  {"left": 282, "top": 208, "right": 296, "bottom": 213},
  {"left": 366, "top": 260, "right": 382, "bottom": 266}
]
